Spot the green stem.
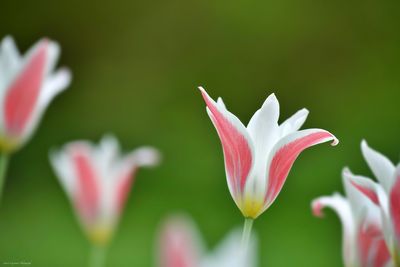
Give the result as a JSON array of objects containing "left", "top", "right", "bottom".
[
  {"left": 89, "top": 244, "right": 107, "bottom": 267},
  {"left": 241, "top": 217, "right": 254, "bottom": 252},
  {"left": 0, "top": 154, "right": 9, "bottom": 203}
]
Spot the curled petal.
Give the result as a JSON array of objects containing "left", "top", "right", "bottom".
[
  {"left": 312, "top": 193, "right": 355, "bottom": 267},
  {"left": 265, "top": 129, "right": 338, "bottom": 206}
]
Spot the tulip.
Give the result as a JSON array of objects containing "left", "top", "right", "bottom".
[
  {"left": 312, "top": 169, "right": 393, "bottom": 267},
  {"left": 198, "top": 86, "right": 338, "bottom": 249},
  {"left": 0, "top": 36, "right": 71, "bottom": 199},
  {"left": 50, "top": 135, "right": 160, "bottom": 267},
  {"left": 158, "top": 215, "right": 257, "bottom": 267},
  {"left": 346, "top": 140, "right": 400, "bottom": 265}
]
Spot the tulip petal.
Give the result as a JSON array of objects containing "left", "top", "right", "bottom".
[
  {"left": 3, "top": 40, "right": 49, "bottom": 136},
  {"left": 70, "top": 144, "right": 100, "bottom": 224},
  {"left": 389, "top": 166, "right": 400, "bottom": 245},
  {"left": 312, "top": 193, "right": 355, "bottom": 266},
  {"left": 0, "top": 36, "right": 20, "bottom": 88},
  {"left": 345, "top": 169, "right": 380, "bottom": 206},
  {"left": 361, "top": 140, "right": 395, "bottom": 192},
  {"left": 279, "top": 108, "right": 309, "bottom": 137},
  {"left": 39, "top": 68, "right": 71, "bottom": 107},
  {"left": 265, "top": 129, "right": 338, "bottom": 205},
  {"left": 246, "top": 93, "right": 280, "bottom": 154},
  {"left": 357, "top": 220, "right": 391, "bottom": 267},
  {"left": 159, "top": 217, "right": 202, "bottom": 267},
  {"left": 199, "top": 87, "right": 254, "bottom": 197}
]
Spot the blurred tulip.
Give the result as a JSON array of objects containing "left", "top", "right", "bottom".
[
  {"left": 346, "top": 140, "right": 400, "bottom": 265},
  {"left": 50, "top": 135, "right": 160, "bottom": 267},
  {"left": 198, "top": 86, "right": 338, "bottom": 219},
  {"left": 0, "top": 36, "right": 71, "bottom": 153},
  {"left": 0, "top": 36, "right": 71, "bottom": 200},
  {"left": 312, "top": 169, "right": 393, "bottom": 267},
  {"left": 158, "top": 215, "right": 257, "bottom": 267}
]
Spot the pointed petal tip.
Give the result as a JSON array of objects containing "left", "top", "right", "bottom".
[
  {"left": 361, "top": 139, "right": 368, "bottom": 150},
  {"left": 299, "top": 107, "right": 309, "bottom": 114},
  {"left": 266, "top": 92, "right": 278, "bottom": 103},
  {"left": 2, "top": 35, "right": 15, "bottom": 44},
  {"left": 342, "top": 167, "right": 352, "bottom": 177}
]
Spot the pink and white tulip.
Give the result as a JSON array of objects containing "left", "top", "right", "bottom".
[
  {"left": 199, "top": 87, "right": 338, "bottom": 219},
  {"left": 158, "top": 215, "right": 257, "bottom": 267},
  {"left": 50, "top": 135, "right": 160, "bottom": 246},
  {"left": 346, "top": 140, "right": 400, "bottom": 264},
  {"left": 0, "top": 36, "right": 71, "bottom": 152},
  {"left": 312, "top": 169, "right": 393, "bottom": 267}
]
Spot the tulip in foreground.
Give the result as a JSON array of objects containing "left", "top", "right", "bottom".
[
  {"left": 345, "top": 141, "right": 400, "bottom": 265},
  {"left": 158, "top": 215, "right": 257, "bottom": 267},
  {"left": 198, "top": 86, "right": 338, "bottom": 248},
  {"left": 0, "top": 36, "right": 71, "bottom": 199},
  {"left": 312, "top": 169, "right": 393, "bottom": 267},
  {"left": 50, "top": 135, "right": 160, "bottom": 267}
]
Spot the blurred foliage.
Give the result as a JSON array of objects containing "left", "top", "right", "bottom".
[{"left": 1, "top": 0, "right": 400, "bottom": 266}]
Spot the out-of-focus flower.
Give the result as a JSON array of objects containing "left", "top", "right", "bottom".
[
  {"left": 50, "top": 135, "right": 160, "bottom": 246},
  {"left": 346, "top": 140, "right": 400, "bottom": 264},
  {"left": 199, "top": 86, "right": 338, "bottom": 219},
  {"left": 158, "top": 215, "right": 257, "bottom": 267},
  {"left": 312, "top": 169, "right": 393, "bottom": 267},
  {"left": 0, "top": 36, "right": 71, "bottom": 153}
]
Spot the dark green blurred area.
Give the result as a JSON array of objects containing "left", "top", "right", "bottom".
[{"left": 1, "top": 0, "right": 400, "bottom": 266}]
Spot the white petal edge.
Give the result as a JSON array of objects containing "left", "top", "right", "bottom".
[{"left": 361, "top": 140, "right": 395, "bottom": 192}]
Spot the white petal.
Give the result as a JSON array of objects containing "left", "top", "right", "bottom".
[
  {"left": 49, "top": 148, "right": 77, "bottom": 197},
  {"left": 0, "top": 36, "right": 21, "bottom": 91},
  {"left": 38, "top": 68, "right": 71, "bottom": 107},
  {"left": 128, "top": 147, "right": 161, "bottom": 167},
  {"left": 279, "top": 108, "right": 309, "bottom": 137},
  {"left": 246, "top": 93, "right": 280, "bottom": 154},
  {"left": 361, "top": 140, "right": 395, "bottom": 192},
  {"left": 216, "top": 97, "right": 226, "bottom": 109},
  {"left": 243, "top": 94, "right": 280, "bottom": 207}
]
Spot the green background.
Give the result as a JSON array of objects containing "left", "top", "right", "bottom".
[{"left": 1, "top": 0, "right": 400, "bottom": 266}]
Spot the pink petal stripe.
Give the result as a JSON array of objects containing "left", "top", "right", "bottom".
[
  {"left": 373, "top": 239, "right": 392, "bottom": 267},
  {"left": 200, "top": 89, "right": 252, "bottom": 194},
  {"left": 357, "top": 221, "right": 391, "bottom": 267},
  {"left": 4, "top": 40, "right": 48, "bottom": 136},
  {"left": 266, "top": 131, "right": 335, "bottom": 204},
  {"left": 71, "top": 146, "right": 99, "bottom": 223},
  {"left": 390, "top": 173, "right": 400, "bottom": 243},
  {"left": 160, "top": 222, "right": 198, "bottom": 267},
  {"left": 350, "top": 180, "right": 380, "bottom": 205},
  {"left": 116, "top": 168, "right": 136, "bottom": 214}
]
